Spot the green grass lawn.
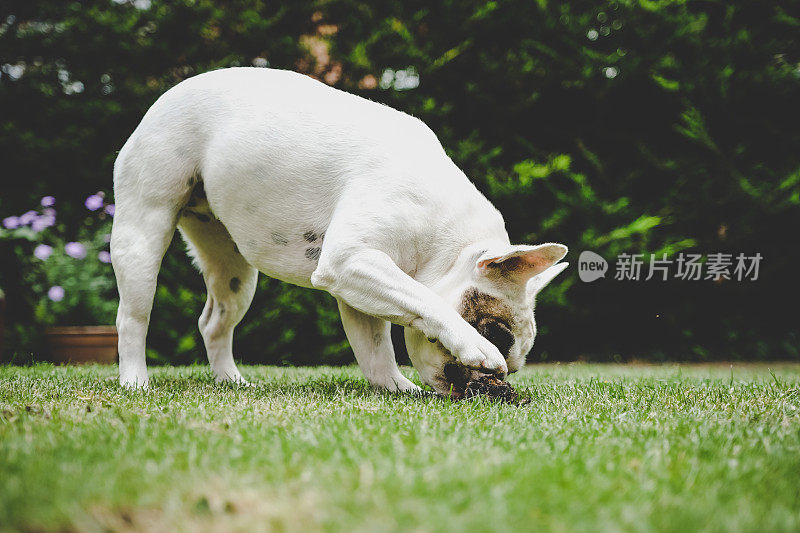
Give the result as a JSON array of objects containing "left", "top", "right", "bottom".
[{"left": 1, "top": 363, "right": 799, "bottom": 532}]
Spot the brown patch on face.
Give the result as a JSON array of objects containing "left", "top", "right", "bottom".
[
  {"left": 484, "top": 256, "right": 530, "bottom": 281},
  {"left": 459, "top": 288, "right": 515, "bottom": 357},
  {"left": 496, "top": 257, "right": 524, "bottom": 277}
]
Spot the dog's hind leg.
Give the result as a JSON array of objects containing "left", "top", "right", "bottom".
[
  {"left": 337, "top": 300, "right": 420, "bottom": 392},
  {"left": 179, "top": 210, "right": 257, "bottom": 384},
  {"left": 111, "top": 148, "right": 188, "bottom": 388}
]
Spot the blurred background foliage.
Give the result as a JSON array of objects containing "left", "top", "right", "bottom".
[{"left": 1, "top": 0, "right": 798, "bottom": 364}]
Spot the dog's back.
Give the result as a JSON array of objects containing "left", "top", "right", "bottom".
[
  {"left": 113, "top": 68, "right": 501, "bottom": 284},
  {"left": 116, "top": 67, "right": 447, "bottom": 194}
]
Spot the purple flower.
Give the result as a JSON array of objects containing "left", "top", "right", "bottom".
[
  {"left": 104, "top": 204, "right": 115, "bottom": 217},
  {"left": 85, "top": 194, "right": 104, "bottom": 211},
  {"left": 103, "top": 233, "right": 112, "bottom": 243},
  {"left": 19, "top": 210, "right": 38, "bottom": 225},
  {"left": 48, "top": 285, "right": 65, "bottom": 302},
  {"left": 2, "top": 216, "right": 20, "bottom": 229},
  {"left": 64, "top": 241, "right": 87, "bottom": 259},
  {"left": 98, "top": 250, "right": 112, "bottom": 263},
  {"left": 43, "top": 207, "right": 56, "bottom": 217},
  {"left": 31, "top": 214, "right": 55, "bottom": 233},
  {"left": 34, "top": 244, "right": 53, "bottom": 260},
  {"left": 41, "top": 196, "right": 55, "bottom": 207}
]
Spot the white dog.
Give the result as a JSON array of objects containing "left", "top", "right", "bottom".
[{"left": 111, "top": 67, "right": 568, "bottom": 396}]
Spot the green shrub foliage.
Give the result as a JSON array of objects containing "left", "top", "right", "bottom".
[{"left": 1, "top": 0, "right": 798, "bottom": 363}]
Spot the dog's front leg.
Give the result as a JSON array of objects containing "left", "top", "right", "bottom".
[
  {"left": 338, "top": 300, "right": 420, "bottom": 392},
  {"left": 312, "top": 248, "right": 508, "bottom": 376}
]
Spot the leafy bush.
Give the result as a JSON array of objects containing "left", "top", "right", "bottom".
[{"left": 1, "top": 0, "right": 797, "bottom": 363}]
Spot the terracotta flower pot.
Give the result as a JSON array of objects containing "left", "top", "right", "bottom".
[{"left": 45, "top": 325, "right": 118, "bottom": 364}]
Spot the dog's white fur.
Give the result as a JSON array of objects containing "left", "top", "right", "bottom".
[{"left": 111, "top": 68, "right": 568, "bottom": 394}]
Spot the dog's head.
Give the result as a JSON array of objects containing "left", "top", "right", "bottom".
[{"left": 405, "top": 243, "right": 568, "bottom": 396}]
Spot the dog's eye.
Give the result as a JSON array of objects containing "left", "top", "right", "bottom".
[{"left": 475, "top": 318, "right": 515, "bottom": 357}]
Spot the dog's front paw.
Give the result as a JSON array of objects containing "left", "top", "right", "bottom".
[{"left": 449, "top": 329, "right": 508, "bottom": 377}]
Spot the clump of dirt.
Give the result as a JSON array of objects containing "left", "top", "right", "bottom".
[
  {"left": 442, "top": 363, "right": 530, "bottom": 405},
  {"left": 463, "top": 375, "right": 530, "bottom": 405}
]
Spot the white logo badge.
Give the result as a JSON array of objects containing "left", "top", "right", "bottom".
[{"left": 579, "top": 251, "right": 608, "bottom": 282}]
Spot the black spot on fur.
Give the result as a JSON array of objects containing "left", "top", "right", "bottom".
[
  {"left": 305, "top": 247, "right": 321, "bottom": 261},
  {"left": 459, "top": 288, "right": 515, "bottom": 357},
  {"left": 271, "top": 232, "right": 288, "bottom": 246},
  {"left": 303, "top": 231, "right": 318, "bottom": 243},
  {"left": 229, "top": 277, "right": 241, "bottom": 293},
  {"left": 195, "top": 213, "right": 210, "bottom": 223}
]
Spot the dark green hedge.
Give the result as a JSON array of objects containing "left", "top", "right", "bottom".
[{"left": 1, "top": 0, "right": 798, "bottom": 363}]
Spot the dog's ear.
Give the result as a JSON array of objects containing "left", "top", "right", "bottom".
[
  {"left": 476, "top": 243, "right": 568, "bottom": 285},
  {"left": 527, "top": 261, "right": 569, "bottom": 299}
]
